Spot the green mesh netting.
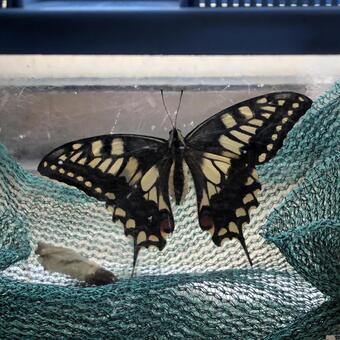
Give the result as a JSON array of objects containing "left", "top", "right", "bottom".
[{"left": 0, "top": 83, "right": 339, "bottom": 339}]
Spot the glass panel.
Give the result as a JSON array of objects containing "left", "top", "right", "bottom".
[{"left": 0, "top": 55, "right": 338, "bottom": 171}]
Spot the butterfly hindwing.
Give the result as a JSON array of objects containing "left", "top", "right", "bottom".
[
  {"left": 184, "top": 92, "right": 312, "bottom": 263},
  {"left": 185, "top": 150, "right": 260, "bottom": 264},
  {"left": 113, "top": 157, "right": 174, "bottom": 250},
  {"left": 38, "top": 134, "right": 175, "bottom": 261}
]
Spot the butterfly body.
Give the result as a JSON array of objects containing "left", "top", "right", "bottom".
[
  {"left": 38, "top": 92, "right": 312, "bottom": 272},
  {"left": 167, "top": 128, "right": 189, "bottom": 205}
]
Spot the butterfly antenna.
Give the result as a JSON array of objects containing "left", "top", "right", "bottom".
[
  {"left": 174, "top": 89, "right": 184, "bottom": 128},
  {"left": 239, "top": 236, "right": 253, "bottom": 266},
  {"left": 161, "top": 89, "right": 174, "bottom": 128}
]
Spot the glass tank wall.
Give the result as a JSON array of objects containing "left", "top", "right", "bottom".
[{"left": 0, "top": 55, "right": 338, "bottom": 171}]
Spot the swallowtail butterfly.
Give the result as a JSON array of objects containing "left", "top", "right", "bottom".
[{"left": 38, "top": 92, "right": 312, "bottom": 274}]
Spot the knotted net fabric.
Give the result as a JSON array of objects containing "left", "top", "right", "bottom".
[{"left": 0, "top": 82, "right": 339, "bottom": 339}]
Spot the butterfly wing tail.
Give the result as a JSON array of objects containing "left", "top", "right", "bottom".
[
  {"left": 239, "top": 235, "right": 253, "bottom": 266},
  {"left": 131, "top": 239, "right": 141, "bottom": 277}
]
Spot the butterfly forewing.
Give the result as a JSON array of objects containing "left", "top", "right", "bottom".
[
  {"left": 38, "top": 134, "right": 175, "bottom": 255},
  {"left": 184, "top": 92, "right": 312, "bottom": 263},
  {"left": 185, "top": 92, "right": 312, "bottom": 163}
]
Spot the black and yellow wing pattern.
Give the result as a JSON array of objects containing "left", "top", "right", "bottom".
[
  {"left": 38, "top": 134, "right": 175, "bottom": 270},
  {"left": 38, "top": 92, "right": 312, "bottom": 270},
  {"left": 184, "top": 92, "right": 312, "bottom": 263}
]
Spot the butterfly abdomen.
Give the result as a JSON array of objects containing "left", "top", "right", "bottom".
[{"left": 169, "top": 154, "right": 189, "bottom": 205}]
